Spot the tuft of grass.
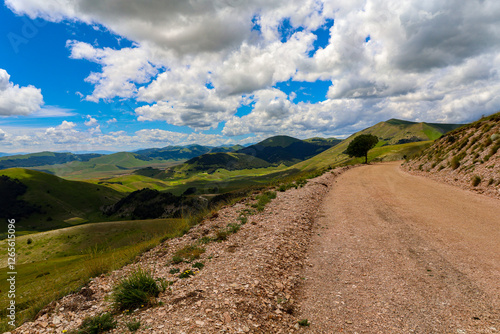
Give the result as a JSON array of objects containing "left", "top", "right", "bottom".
[
  {"left": 169, "top": 268, "right": 180, "bottom": 274},
  {"left": 112, "top": 268, "right": 162, "bottom": 311},
  {"left": 471, "top": 175, "right": 482, "bottom": 187},
  {"left": 173, "top": 244, "right": 205, "bottom": 262},
  {"left": 237, "top": 215, "right": 247, "bottom": 225},
  {"left": 252, "top": 191, "right": 277, "bottom": 212},
  {"left": 298, "top": 319, "right": 310, "bottom": 327},
  {"left": 74, "top": 313, "right": 117, "bottom": 334},
  {"left": 84, "top": 245, "right": 110, "bottom": 278},
  {"left": 125, "top": 319, "right": 141, "bottom": 332},
  {"left": 214, "top": 223, "right": 242, "bottom": 242},
  {"left": 192, "top": 262, "right": 204, "bottom": 269}
]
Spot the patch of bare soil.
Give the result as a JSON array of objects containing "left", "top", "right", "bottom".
[
  {"left": 296, "top": 162, "right": 499, "bottom": 333},
  {"left": 11, "top": 167, "right": 353, "bottom": 334}
]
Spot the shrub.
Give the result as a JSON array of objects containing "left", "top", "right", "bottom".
[
  {"left": 488, "top": 178, "right": 495, "bottom": 186},
  {"left": 27, "top": 238, "right": 33, "bottom": 245},
  {"left": 237, "top": 215, "right": 247, "bottom": 225},
  {"left": 471, "top": 175, "right": 481, "bottom": 187},
  {"left": 76, "top": 313, "right": 117, "bottom": 334},
  {"left": 112, "top": 268, "right": 162, "bottom": 311},
  {"left": 125, "top": 319, "right": 141, "bottom": 332}
]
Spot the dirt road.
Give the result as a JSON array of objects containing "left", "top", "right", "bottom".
[{"left": 297, "top": 162, "right": 500, "bottom": 333}]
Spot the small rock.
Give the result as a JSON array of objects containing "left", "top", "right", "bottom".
[
  {"left": 196, "top": 320, "right": 205, "bottom": 326},
  {"left": 223, "top": 312, "right": 231, "bottom": 323}
]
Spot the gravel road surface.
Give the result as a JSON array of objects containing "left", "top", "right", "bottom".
[{"left": 297, "top": 162, "right": 499, "bottom": 333}]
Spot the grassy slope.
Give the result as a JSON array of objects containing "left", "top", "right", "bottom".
[
  {"left": 0, "top": 218, "right": 188, "bottom": 329},
  {"left": 404, "top": 111, "right": 500, "bottom": 188},
  {"left": 0, "top": 168, "right": 123, "bottom": 233}
]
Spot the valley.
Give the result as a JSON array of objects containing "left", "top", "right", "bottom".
[{"left": 1, "top": 115, "right": 498, "bottom": 332}]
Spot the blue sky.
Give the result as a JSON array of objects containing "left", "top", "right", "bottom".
[{"left": 1, "top": 0, "right": 499, "bottom": 153}]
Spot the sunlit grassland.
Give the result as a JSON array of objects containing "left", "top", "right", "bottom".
[{"left": 0, "top": 218, "right": 189, "bottom": 330}]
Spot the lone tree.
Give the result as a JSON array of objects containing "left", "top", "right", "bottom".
[{"left": 344, "top": 134, "right": 379, "bottom": 164}]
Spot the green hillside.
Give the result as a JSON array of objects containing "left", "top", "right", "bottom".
[
  {"left": 291, "top": 119, "right": 460, "bottom": 171},
  {"left": 0, "top": 168, "right": 123, "bottom": 234},
  {"left": 404, "top": 112, "right": 500, "bottom": 191}
]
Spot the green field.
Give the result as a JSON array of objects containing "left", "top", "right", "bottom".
[{"left": 0, "top": 218, "right": 189, "bottom": 330}]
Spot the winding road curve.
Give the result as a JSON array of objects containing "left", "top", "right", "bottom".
[{"left": 297, "top": 162, "right": 500, "bottom": 333}]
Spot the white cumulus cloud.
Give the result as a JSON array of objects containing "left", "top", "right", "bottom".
[{"left": 0, "top": 69, "right": 44, "bottom": 116}]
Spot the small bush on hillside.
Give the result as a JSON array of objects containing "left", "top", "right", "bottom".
[
  {"left": 112, "top": 268, "right": 162, "bottom": 311},
  {"left": 75, "top": 313, "right": 116, "bottom": 334},
  {"left": 488, "top": 178, "right": 495, "bottom": 186},
  {"left": 490, "top": 143, "right": 500, "bottom": 156},
  {"left": 471, "top": 175, "right": 482, "bottom": 187},
  {"left": 298, "top": 319, "right": 310, "bottom": 327},
  {"left": 125, "top": 319, "right": 141, "bottom": 332}
]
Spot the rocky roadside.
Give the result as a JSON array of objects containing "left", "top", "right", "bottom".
[
  {"left": 402, "top": 153, "right": 499, "bottom": 200},
  {"left": 11, "top": 166, "right": 353, "bottom": 334}
]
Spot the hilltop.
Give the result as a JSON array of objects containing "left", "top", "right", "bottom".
[
  {"left": 404, "top": 112, "right": 500, "bottom": 198},
  {"left": 293, "top": 118, "right": 461, "bottom": 171}
]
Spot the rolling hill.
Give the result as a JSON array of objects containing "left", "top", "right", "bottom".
[
  {"left": 30, "top": 152, "right": 178, "bottom": 179},
  {"left": 0, "top": 168, "right": 123, "bottom": 234},
  {"left": 237, "top": 135, "right": 340, "bottom": 165},
  {"left": 179, "top": 152, "right": 271, "bottom": 174},
  {"left": 404, "top": 112, "right": 500, "bottom": 197},
  {"left": 292, "top": 119, "right": 462, "bottom": 171}
]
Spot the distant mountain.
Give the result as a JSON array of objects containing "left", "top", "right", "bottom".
[
  {"left": 180, "top": 152, "right": 270, "bottom": 174},
  {"left": 0, "top": 168, "right": 122, "bottom": 233},
  {"left": 0, "top": 152, "right": 14, "bottom": 157},
  {"left": 0, "top": 151, "right": 103, "bottom": 170},
  {"left": 135, "top": 144, "right": 243, "bottom": 160},
  {"left": 237, "top": 135, "right": 340, "bottom": 165}
]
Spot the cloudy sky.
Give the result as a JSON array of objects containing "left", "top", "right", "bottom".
[{"left": 0, "top": 0, "right": 499, "bottom": 153}]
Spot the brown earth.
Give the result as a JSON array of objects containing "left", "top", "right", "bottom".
[{"left": 296, "top": 161, "right": 500, "bottom": 333}]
